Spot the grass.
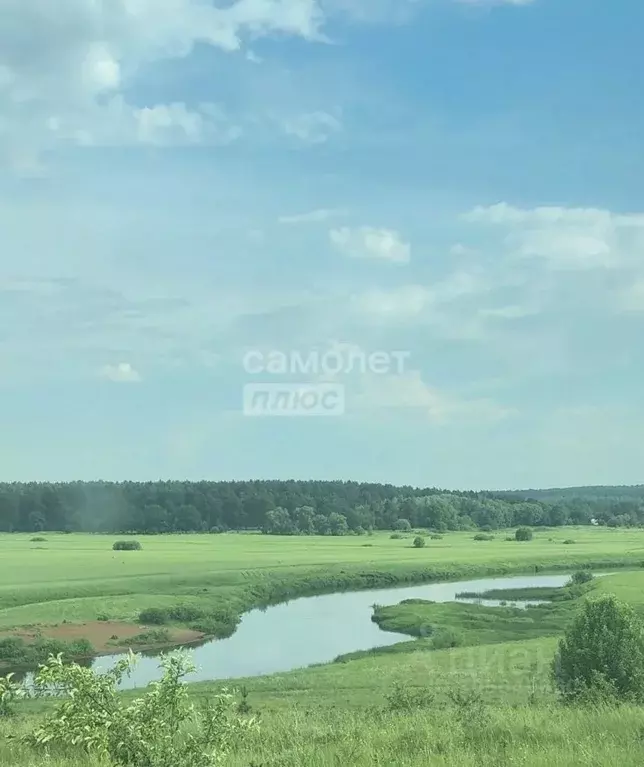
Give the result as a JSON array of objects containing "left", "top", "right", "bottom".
[
  {"left": 1, "top": 527, "right": 643, "bottom": 632},
  {"left": 4, "top": 567, "right": 644, "bottom": 764}
]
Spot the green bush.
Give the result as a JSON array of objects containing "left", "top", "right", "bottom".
[
  {"left": 515, "top": 527, "right": 533, "bottom": 542},
  {"left": 112, "top": 540, "right": 142, "bottom": 551},
  {"left": 394, "top": 518, "right": 412, "bottom": 532},
  {"left": 25, "top": 651, "right": 257, "bottom": 766},
  {"left": 569, "top": 571, "right": 594, "bottom": 586},
  {"left": 552, "top": 594, "right": 644, "bottom": 703},
  {"left": 430, "top": 534, "right": 443, "bottom": 540},
  {"left": 563, "top": 539, "right": 576, "bottom": 545},
  {"left": 473, "top": 533, "right": 494, "bottom": 542},
  {"left": 384, "top": 680, "right": 435, "bottom": 711},
  {"left": 413, "top": 536, "right": 426, "bottom": 548},
  {"left": 389, "top": 533, "right": 404, "bottom": 540},
  {"left": 0, "top": 673, "right": 26, "bottom": 718},
  {"left": 30, "top": 537, "right": 46, "bottom": 543},
  {"left": 138, "top": 607, "right": 169, "bottom": 625}
]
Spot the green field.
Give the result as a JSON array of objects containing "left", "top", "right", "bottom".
[
  {"left": 2, "top": 527, "right": 644, "bottom": 631},
  {"left": 3, "top": 528, "right": 644, "bottom": 765}
]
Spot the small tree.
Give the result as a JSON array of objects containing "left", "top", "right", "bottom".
[
  {"left": 515, "top": 527, "right": 533, "bottom": 542},
  {"left": 552, "top": 594, "right": 644, "bottom": 703},
  {"left": 413, "top": 536, "right": 426, "bottom": 548},
  {"left": 394, "top": 518, "right": 412, "bottom": 532},
  {"left": 26, "top": 650, "right": 257, "bottom": 765}
]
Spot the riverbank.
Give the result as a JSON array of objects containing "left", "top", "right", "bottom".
[{"left": 2, "top": 528, "right": 644, "bottom": 672}]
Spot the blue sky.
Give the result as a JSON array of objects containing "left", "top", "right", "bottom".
[{"left": 1, "top": 0, "right": 643, "bottom": 489}]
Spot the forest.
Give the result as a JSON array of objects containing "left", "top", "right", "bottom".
[{"left": 1, "top": 480, "right": 643, "bottom": 535}]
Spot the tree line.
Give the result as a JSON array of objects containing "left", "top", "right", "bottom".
[{"left": 1, "top": 480, "right": 643, "bottom": 535}]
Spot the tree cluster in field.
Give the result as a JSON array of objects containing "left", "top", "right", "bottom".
[{"left": 0, "top": 480, "right": 643, "bottom": 535}]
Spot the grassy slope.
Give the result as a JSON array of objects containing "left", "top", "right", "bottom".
[
  {"left": 4, "top": 541, "right": 644, "bottom": 765},
  {"left": 1, "top": 527, "right": 644, "bottom": 631}
]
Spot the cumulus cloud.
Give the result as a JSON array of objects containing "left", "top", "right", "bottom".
[
  {"left": 0, "top": 0, "right": 327, "bottom": 162},
  {"left": 330, "top": 226, "right": 411, "bottom": 263},
  {"left": 464, "top": 203, "right": 644, "bottom": 271},
  {"left": 99, "top": 362, "right": 142, "bottom": 383}
]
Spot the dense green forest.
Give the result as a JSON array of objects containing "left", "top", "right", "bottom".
[{"left": 1, "top": 480, "right": 643, "bottom": 535}]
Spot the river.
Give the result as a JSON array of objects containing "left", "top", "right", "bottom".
[{"left": 10, "top": 572, "right": 571, "bottom": 690}]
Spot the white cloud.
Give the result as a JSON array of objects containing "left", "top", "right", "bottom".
[
  {"left": 279, "top": 208, "right": 347, "bottom": 224},
  {"left": 464, "top": 203, "right": 644, "bottom": 271},
  {"left": 351, "top": 285, "right": 431, "bottom": 319},
  {"left": 0, "top": 0, "right": 327, "bottom": 162},
  {"left": 330, "top": 226, "right": 411, "bottom": 263},
  {"left": 280, "top": 110, "right": 342, "bottom": 143},
  {"left": 99, "top": 362, "right": 142, "bottom": 383},
  {"left": 352, "top": 371, "right": 515, "bottom": 425}
]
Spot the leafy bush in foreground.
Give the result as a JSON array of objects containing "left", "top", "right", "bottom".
[
  {"left": 413, "top": 536, "right": 426, "bottom": 548},
  {"left": 113, "top": 540, "right": 142, "bottom": 551},
  {"left": 515, "top": 527, "right": 533, "bottom": 541},
  {"left": 25, "top": 651, "right": 257, "bottom": 766},
  {"left": 553, "top": 594, "right": 644, "bottom": 703},
  {"left": 0, "top": 674, "right": 25, "bottom": 718}
]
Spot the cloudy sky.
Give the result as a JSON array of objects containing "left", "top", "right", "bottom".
[{"left": 1, "top": 0, "right": 643, "bottom": 489}]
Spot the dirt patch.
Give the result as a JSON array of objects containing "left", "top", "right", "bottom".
[{"left": 0, "top": 621, "right": 205, "bottom": 655}]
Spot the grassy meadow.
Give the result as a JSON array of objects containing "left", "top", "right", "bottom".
[
  {"left": 2, "top": 526, "right": 644, "bottom": 631},
  {"left": 3, "top": 528, "right": 644, "bottom": 765}
]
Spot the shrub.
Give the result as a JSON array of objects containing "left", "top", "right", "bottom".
[
  {"left": 0, "top": 673, "right": 26, "bottom": 718},
  {"left": 389, "top": 533, "right": 403, "bottom": 540},
  {"left": 563, "top": 539, "right": 576, "bottom": 545},
  {"left": 30, "top": 536, "right": 46, "bottom": 543},
  {"left": 25, "top": 651, "right": 257, "bottom": 766},
  {"left": 473, "top": 533, "right": 494, "bottom": 541},
  {"left": 97, "top": 614, "right": 109, "bottom": 622},
  {"left": 394, "top": 518, "right": 412, "bottom": 532},
  {"left": 119, "top": 628, "right": 171, "bottom": 646},
  {"left": 430, "top": 534, "right": 443, "bottom": 540},
  {"left": 569, "top": 571, "right": 594, "bottom": 586},
  {"left": 552, "top": 594, "right": 644, "bottom": 703},
  {"left": 112, "top": 540, "right": 142, "bottom": 551},
  {"left": 139, "top": 607, "right": 169, "bottom": 625},
  {"left": 515, "top": 527, "right": 533, "bottom": 542},
  {"left": 412, "top": 536, "right": 426, "bottom": 548},
  {"left": 384, "top": 681, "right": 434, "bottom": 711}
]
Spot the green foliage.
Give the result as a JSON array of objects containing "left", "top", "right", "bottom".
[
  {"left": 394, "top": 518, "right": 412, "bottom": 532},
  {"left": 563, "top": 539, "right": 576, "bottom": 545},
  {"left": 29, "top": 536, "right": 46, "bottom": 543},
  {"left": 113, "top": 540, "right": 142, "bottom": 551},
  {"left": 430, "top": 534, "right": 443, "bottom": 540},
  {"left": 25, "top": 650, "right": 257, "bottom": 766},
  {"left": 515, "top": 527, "right": 533, "bottom": 541},
  {"left": 412, "top": 536, "right": 426, "bottom": 548},
  {"left": 0, "top": 636, "right": 94, "bottom": 667},
  {"left": 389, "top": 532, "right": 404, "bottom": 539},
  {"left": 552, "top": 594, "right": 644, "bottom": 703},
  {"left": 116, "top": 628, "right": 171, "bottom": 646},
  {"left": 384, "top": 680, "right": 435, "bottom": 711},
  {"left": 569, "top": 570, "right": 594, "bottom": 586},
  {"left": 473, "top": 533, "right": 494, "bottom": 541},
  {"left": 0, "top": 673, "right": 25, "bottom": 717}
]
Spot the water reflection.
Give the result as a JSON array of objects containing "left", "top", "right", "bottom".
[{"left": 7, "top": 573, "right": 575, "bottom": 690}]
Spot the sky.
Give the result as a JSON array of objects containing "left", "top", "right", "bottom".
[{"left": 1, "top": 0, "right": 644, "bottom": 490}]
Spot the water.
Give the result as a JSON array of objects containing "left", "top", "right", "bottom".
[{"left": 11, "top": 572, "right": 572, "bottom": 689}]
